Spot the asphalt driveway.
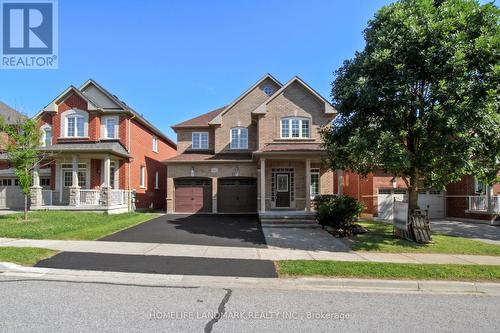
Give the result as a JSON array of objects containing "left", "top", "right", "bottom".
[{"left": 100, "top": 214, "right": 267, "bottom": 248}]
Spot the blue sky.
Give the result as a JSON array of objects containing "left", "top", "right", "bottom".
[{"left": 1, "top": 0, "right": 394, "bottom": 140}]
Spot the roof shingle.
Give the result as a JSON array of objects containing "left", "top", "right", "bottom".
[{"left": 171, "top": 106, "right": 226, "bottom": 129}]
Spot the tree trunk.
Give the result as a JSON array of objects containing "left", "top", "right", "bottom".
[
  {"left": 408, "top": 171, "right": 420, "bottom": 211},
  {"left": 24, "top": 194, "right": 28, "bottom": 221}
]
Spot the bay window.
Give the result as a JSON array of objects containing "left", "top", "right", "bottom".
[
  {"left": 230, "top": 127, "right": 248, "bottom": 149},
  {"left": 281, "top": 117, "right": 310, "bottom": 138}
]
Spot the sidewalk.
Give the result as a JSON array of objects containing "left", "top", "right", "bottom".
[
  {"left": 1, "top": 263, "right": 500, "bottom": 296},
  {"left": 2, "top": 237, "right": 500, "bottom": 265}
]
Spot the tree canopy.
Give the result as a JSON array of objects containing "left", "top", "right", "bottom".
[{"left": 323, "top": 0, "right": 500, "bottom": 207}]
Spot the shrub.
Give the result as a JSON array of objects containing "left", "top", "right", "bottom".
[{"left": 313, "top": 195, "right": 364, "bottom": 232}]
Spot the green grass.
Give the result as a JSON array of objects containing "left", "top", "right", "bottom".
[
  {"left": 0, "top": 247, "right": 57, "bottom": 266},
  {"left": 277, "top": 260, "right": 500, "bottom": 281},
  {"left": 0, "top": 211, "right": 158, "bottom": 240},
  {"left": 350, "top": 221, "right": 500, "bottom": 256}
]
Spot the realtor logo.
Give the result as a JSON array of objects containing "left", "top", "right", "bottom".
[{"left": 1, "top": 0, "right": 58, "bottom": 69}]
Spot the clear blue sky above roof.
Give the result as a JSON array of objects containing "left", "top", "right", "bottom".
[{"left": 0, "top": 0, "right": 407, "bottom": 141}]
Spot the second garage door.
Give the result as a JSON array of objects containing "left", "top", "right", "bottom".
[
  {"left": 218, "top": 177, "right": 257, "bottom": 213},
  {"left": 174, "top": 178, "right": 212, "bottom": 213}
]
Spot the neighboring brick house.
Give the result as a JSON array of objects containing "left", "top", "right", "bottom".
[
  {"left": 164, "top": 74, "right": 337, "bottom": 220},
  {"left": 31, "top": 79, "right": 176, "bottom": 213},
  {"left": 341, "top": 171, "right": 500, "bottom": 224},
  {"left": 0, "top": 102, "right": 27, "bottom": 209}
]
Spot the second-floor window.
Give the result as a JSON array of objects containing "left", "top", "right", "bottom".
[
  {"left": 67, "top": 116, "right": 85, "bottom": 137},
  {"left": 62, "top": 109, "right": 88, "bottom": 138},
  {"left": 152, "top": 136, "right": 158, "bottom": 152},
  {"left": 40, "top": 125, "right": 52, "bottom": 147},
  {"left": 281, "top": 117, "right": 310, "bottom": 139},
  {"left": 230, "top": 127, "right": 248, "bottom": 149},
  {"left": 192, "top": 132, "right": 208, "bottom": 149},
  {"left": 102, "top": 116, "right": 118, "bottom": 139}
]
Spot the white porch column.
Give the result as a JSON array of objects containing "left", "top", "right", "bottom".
[
  {"left": 260, "top": 158, "right": 266, "bottom": 212},
  {"left": 69, "top": 155, "right": 80, "bottom": 206},
  {"left": 305, "top": 159, "right": 311, "bottom": 211},
  {"left": 71, "top": 155, "right": 79, "bottom": 188},
  {"left": 486, "top": 185, "right": 494, "bottom": 214},
  {"left": 103, "top": 155, "right": 111, "bottom": 188},
  {"left": 33, "top": 165, "right": 40, "bottom": 188},
  {"left": 337, "top": 170, "right": 344, "bottom": 196}
]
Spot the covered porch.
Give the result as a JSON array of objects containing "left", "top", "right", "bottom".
[
  {"left": 255, "top": 147, "right": 336, "bottom": 223},
  {"left": 31, "top": 146, "right": 133, "bottom": 214}
]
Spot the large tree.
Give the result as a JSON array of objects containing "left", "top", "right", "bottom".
[
  {"left": 323, "top": 0, "right": 500, "bottom": 211},
  {"left": 1, "top": 118, "right": 54, "bottom": 220}
]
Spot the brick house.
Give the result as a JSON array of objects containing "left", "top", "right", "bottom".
[
  {"left": 164, "top": 74, "right": 336, "bottom": 221},
  {"left": 30, "top": 79, "right": 176, "bottom": 213},
  {"left": 340, "top": 171, "right": 500, "bottom": 224},
  {"left": 0, "top": 102, "right": 27, "bottom": 209}
]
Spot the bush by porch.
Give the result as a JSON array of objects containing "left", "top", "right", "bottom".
[{"left": 0, "top": 211, "right": 158, "bottom": 240}]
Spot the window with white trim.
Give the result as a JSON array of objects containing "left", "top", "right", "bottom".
[
  {"left": 474, "top": 179, "right": 485, "bottom": 194},
  {"left": 152, "top": 136, "right": 158, "bottom": 152},
  {"left": 155, "top": 170, "right": 159, "bottom": 189},
  {"left": 102, "top": 116, "right": 118, "bottom": 139},
  {"left": 230, "top": 127, "right": 248, "bottom": 149},
  {"left": 62, "top": 109, "right": 88, "bottom": 138},
  {"left": 140, "top": 166, "right": 146, "bottom": 188},
  {"left": 192, "top": 132, "right": 209, "bottom": 149},
  {"left": 40, "top": 125, "right": 52, "bottom": 147},
  {"left": 310, "top": 168, "right": 320, "bottom": 199},
  {"left": 280, "top": 117, "right": 310, "bottom": 138}
]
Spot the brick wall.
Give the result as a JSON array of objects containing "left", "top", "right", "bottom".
[
  {"left": 129, "top": 118, "right": 176, "bottom": 210},
  {"left": 259, "top": 81, "right": 334, "bottom": 149},
  {"left": 215, "top": 77, "right": 280, "bottom": 153},
  {"left": 90, "top": 159, "right": 101, "bottom": 189}
]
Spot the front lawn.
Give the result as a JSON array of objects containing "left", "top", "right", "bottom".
[
  {"left": 350, "top": 221, "right": 500, "bottom": 256},
  {"left": 277, "top": 260, "right": 500, "bottom": 281},
  {"left": 0, "top": 247, "right": 57, "bottom": 266},
  {"left": 0, "top": 211, "right": 158, "bottom": 240}
]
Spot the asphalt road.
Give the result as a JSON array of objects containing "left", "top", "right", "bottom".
[{"left": 0, "top": 277, "right": 499, "bottom": 332}]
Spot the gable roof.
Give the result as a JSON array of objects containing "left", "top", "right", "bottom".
[
  {"left": 38, "top": 86, "right": 100, "bottom": 115},
  {"left": 208, "top": 73, "right": 282, "bottom": 125},
  {"left": 34, "top": 80, "right": 176, "bottom": 148},
  {"left": 0, "top": 101, "right": 26, "bottom": 124},
  {"left": 171, "top": 106, "right": 226, "bottom": 130},
  {"left": 252, "top": 76, "right": 336, "bottom": 115}
]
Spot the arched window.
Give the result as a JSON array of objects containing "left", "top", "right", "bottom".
[
  {"left": 40, "top": 124, "right": 52, "bottom": 147},
  {"left": 61, "top": 109, "right": 88, "bottom": 138},
  {"left": 230, "top": 127, "right": 248, "bottom": 149}
]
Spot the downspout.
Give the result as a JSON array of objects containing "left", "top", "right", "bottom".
[{"left": 127, "top": 113, "right": 136, "bottom": 211}]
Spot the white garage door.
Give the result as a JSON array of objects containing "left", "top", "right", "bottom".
[
  {"left": 0, "top": 178, "right": 25, "bottom": 209},
  {"left": 377, "top": 189, "right": 445, "bottom": 220}
]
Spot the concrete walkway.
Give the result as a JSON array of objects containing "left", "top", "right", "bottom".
[{"left": 2, "top": 237, "right": 500, "bottom": 265}]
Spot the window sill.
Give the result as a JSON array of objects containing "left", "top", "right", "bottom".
[
  {"left": 100, "top": 137, "right": 120, "bottom": 141},
  {"left": 58, "top": 136, "right": 90, "bottom": 140},
  {"left": 274, "top": 138, "right": 315, "bottom": 142}
]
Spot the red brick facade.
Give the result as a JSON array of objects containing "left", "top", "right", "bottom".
[{"left": 36, "top": 89, "right": 176, "bottom": 210}]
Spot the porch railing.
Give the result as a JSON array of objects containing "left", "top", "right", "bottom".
[
  {"left": 110, "top": 189, "right": 126, "bottom": 206},
  {"left": 468, "top": 196, "right": 500, "bottom": 213},
  {"left": 79, "top": 189, "right": 101, "bottom": 206},
  {"left": 41, "top": 190, "right": 53, "bottom": 206}
]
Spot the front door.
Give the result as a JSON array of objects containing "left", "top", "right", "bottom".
[{"left": 275, "top": 173, "right": 290, "bottom": 208}]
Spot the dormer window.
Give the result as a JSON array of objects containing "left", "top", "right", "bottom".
[
  {"left": 281, "top": 117, "right": 310, "bottom": 138},
  {"left": 192, "top": 132, "right": 209, "bottom": 150},
  {"left": 61, "top": 109, "right": 88, "bottom": 138},
  {"left": 230, "top": 127, "right": 248, "bottom": 149}
]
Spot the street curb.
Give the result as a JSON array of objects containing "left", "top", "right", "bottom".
[{"left": 1, "top": 262, "right": 500, "bottom": 295}]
